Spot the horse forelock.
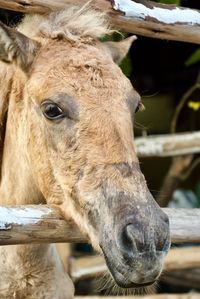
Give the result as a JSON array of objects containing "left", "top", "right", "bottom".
[{"left": 17, "top": 5, "right": 113, "bottom": 43}]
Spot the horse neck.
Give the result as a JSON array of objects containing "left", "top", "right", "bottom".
[
  {"left": 0, "top": 68, "right": 44, "bottom": 206},
  {"left": 0, "top": 69, "right": 65, "bottom": 288},
  {"left": 0, "top": 141, "right": 43, "bottom": 205}
]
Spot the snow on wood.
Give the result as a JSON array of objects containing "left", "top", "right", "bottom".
[
  {"left": 113, "top": 0, "right": 200, "bottom": 25},
  {"left": 0, "top": 205, "right": 87, "bottom": 245},
  {"left": 0, "top": 0, "right": 200, "bottom": 44},
  {"left": 0, "top": 205, "right": 49, "bottom": 229}
]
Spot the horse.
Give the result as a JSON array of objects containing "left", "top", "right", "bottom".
[{"left": 0, "top": 5, "right": 170, "bottom": 299}]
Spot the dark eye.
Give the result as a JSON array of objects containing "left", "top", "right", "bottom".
[{"left": 41, "top": 101, "right": 64, "bottom": 120}]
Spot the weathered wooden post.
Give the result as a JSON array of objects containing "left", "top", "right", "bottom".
[{"left": 0, "top": 0, "right": 200, "bottom": 44}]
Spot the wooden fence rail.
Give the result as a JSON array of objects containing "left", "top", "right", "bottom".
[
  {"left": 0, "top": 205, "right": 200, "bottom": 245},
  {"left": 75, "top": 296, "right": 200, "bottom": 299},
  {"left": 0, "top": 0, "right": 200, "bottom": 44},
  {"left": 135, "top": 131, "right": 200, "bottom": 157}
]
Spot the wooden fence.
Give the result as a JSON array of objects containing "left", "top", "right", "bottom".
[
  {"left": 1, "top": 206, "right": 200, "bottom": 245},
  {"left": 76, "top": 296, "right": 200, "bottom": 299},
  {"left": 0, "top": 0, "right": 200, "bottom": 44}
]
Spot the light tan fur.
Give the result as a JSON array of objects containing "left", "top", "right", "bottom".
[
  {"left": 18, "top": 5, "right": 111, "bottom": 42},
  {"left": 0, "top": 7, "right": 133, "bottom": 298},
  {"left": 0, "top": 5, "right": 169, "bottom": 299}
]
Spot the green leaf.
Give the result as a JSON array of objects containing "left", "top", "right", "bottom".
[{"left": 185, "top": 48, "right": 200, "bottom": 67}]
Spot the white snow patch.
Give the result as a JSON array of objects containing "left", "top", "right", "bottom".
[
  {"left": 0, "top": 206, "right": 49, "bottom": 230},
  {"left": 113, "top": 0, "right": 200, "bottom": 25}
]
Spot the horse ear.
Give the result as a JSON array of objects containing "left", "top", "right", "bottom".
[
  {"left": 105, "top": 35, "right": 137, "bottom": 65},
  {"left": 0, "top": 21, "right": 40, "bottom": 72}
]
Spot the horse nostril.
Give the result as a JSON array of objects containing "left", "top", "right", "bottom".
[
  {"left": 121, "top": 224, "right": 138, "bottom": 254},
  {"left": 121, "top": 222, "right": 169, "bottom": 255}
]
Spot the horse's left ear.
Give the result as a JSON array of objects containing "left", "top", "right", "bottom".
[
  {"left": 104, "top": 35, "right": 137, "bottom": 65},
  {"left": 0, "top": 21, "right": 40, "bottom": 72}
]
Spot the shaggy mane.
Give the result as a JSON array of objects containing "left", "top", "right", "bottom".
[{"left": 18, "top": 4, "right": 112, "bottom": 42}]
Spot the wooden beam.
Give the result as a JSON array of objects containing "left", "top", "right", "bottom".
[
  {"left": 70, "top": 247, "right": 200, "bottom": 281},
  {"left": 162, "top": 269, "right": 200, "bottom": 290},
  {"left": 165, "top": 247, "right": 200, "bottom": 272},
  {"left": 0, "top": 205, "right": 200, "bottom": 245},
  {"left": 75, "top": 295, "right": 200, "bottom": 299},
  {"left": 135, "top": 131, "right": 200, "bottom": 157},
  {"left": 0, "top": 0, "right": 200, "bottom": 44},
  {"left": 0, "top": 205, "right": 87, "bottom": 245},
  {"left": 166, "top": 208, "right": 200, "bottom": 243},
  {"left": 70, "top": 255, "right": 107, "bottom": 282}
]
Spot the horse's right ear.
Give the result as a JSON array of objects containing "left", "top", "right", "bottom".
[
  {"left": 0, "top": 22, "right": 40, "bottom": 72},
  {"left": 104, "top": 35, "right": 137, "bottom": 65}
]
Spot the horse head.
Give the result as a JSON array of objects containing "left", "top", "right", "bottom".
[{"left": 0, "top": 7, "right": 170, "bottom": 290}]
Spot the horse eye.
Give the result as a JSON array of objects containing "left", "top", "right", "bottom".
[{"left": 41, "top": 101, "right": 64, "bottom": 120}]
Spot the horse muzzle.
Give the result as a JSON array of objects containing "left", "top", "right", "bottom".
[
  {"left": 102, "top": 247, "right": 166, "bottom": 288},
  {"left": 99, "top": 193, "right": 170, "bottom": 288}
]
